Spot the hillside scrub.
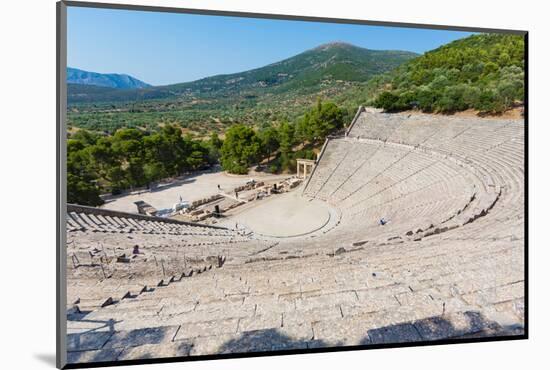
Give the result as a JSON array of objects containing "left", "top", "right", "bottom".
[{"left": 371, "top": 34, "right": 524, "bottom": 114}]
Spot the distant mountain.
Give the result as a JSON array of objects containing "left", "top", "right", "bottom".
[
  {"left": 162, "top": 42, "right": 418, "bottom": 96},
  {"left": 67, "top": 67, "right": 151, "bottom": 89},
  {"left": 67, "top": 42, "right": 419, "bottom": 133},
  {"left": 68, "top": 43, "right": 417, "bottom": 104},
  {"left": 67, "top": 83, "right": 171, "bottom": 104}
]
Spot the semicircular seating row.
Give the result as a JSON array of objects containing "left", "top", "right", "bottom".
[
  {"left": 301, "top": 109, "right": 524, "bottom": 246},
  {"left": 65, "top": 206, "right": 275, "bottom": 313},
  {"left": 65, "top": 109, "right": 525, "bottom": 363}
]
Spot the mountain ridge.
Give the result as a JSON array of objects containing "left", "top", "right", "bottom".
[
  {"left": 68, "top": 42, "right": 418, "bottom": 104},
  {"left": 67, "top": 67, "right": 151, "bottom": 89}
]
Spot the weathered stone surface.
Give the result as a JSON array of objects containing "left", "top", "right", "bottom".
[
  {"left": 246, "top": 295, "right": 296, "bottom": 316},
  {"left": 117, "top": 341, "right": 193, "bottom": 361},
  {"left": 158, "top": 302, "right": 197, "bottom": 316},
  {"left": 189, "top": 334, "right": 236, "bottom": 356},
  {"left": 103, "top": 326, "right": 179, "bottom": 349},
  {"left": 414, "top": 311, "right": 501, "bottom": 341},
  {"left": 217, "top": 329, "right": 309, "bottom": 354},
  {"left": 238, "top": 313, "right": 282, "bottom": 332},
  {"left": 312, "top": 315, "right": 375, "bottom": 346},
  {"left": 67, "top": 332, "right": 114, "bottom": 351},
  {"left": 367, "top": 323, "right": 423, "bottom": 344},
  {"left": 463, "top": 281, "right": 524, "bottom": 306},
  {"left": 492, "top": 298, "right": 525, "bottom": 321},
  {"left": 67, "top": 348, "right": 123, "bottom": 364},
  {"left": 66, "top": 111, "right": 524, "bottom": 359},
  {"left": 174, "top": 318, "right": 239, "bottom": 340},
  {"left": 295, "top": 291, "right": 357, "bottom": 311},
  {"left": 334, "top": 247, "right": 347, "bottom": 255}
]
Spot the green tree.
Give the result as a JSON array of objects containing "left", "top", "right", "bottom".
[
  {"left": 67, "top": 173, "right": 103, "bottom": 206},
  {"left": 220, "top": 124, "right": 261, "bottom": 174},
  {"left": 370, "top": 33, "right": 524, "bottom": 114},
  {"left": 143, "top": 161, "right": 167, "bottom": 186},
  {"left": 295, "top": 112, "right": 314, "bottom": 145},
  {"left": 416, "top": 87, "right": 438, "bottom": 112},
  {"left": 437, "top": 84, "right": 468, "bottom": 113},
  {"left": 312, "top": 100, "right": 344, "bottom": 140},
  {"left": 475, "top": 89, "right": 504, "bottom": 113},
  {"left": 278, "top": 121, "right": 295, "bottom": 171},
  {"left": 205, "top": 132, "right": 223, "bottom": 165},
  {"left": 374, "top": 91, "right": 400, "bottom": 111},
  {"left": 67, "top": 142, "right": 103, "bottom": 205},
  {"left": 296, "top": 99, "right": 344, "bottom": 143},
  {"left": 259, "top": 126, "right": 280, "bottom": 163}
]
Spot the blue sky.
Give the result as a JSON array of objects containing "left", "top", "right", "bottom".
[{"left": 67, "top": 6, "right": 474, "bottom": 86}]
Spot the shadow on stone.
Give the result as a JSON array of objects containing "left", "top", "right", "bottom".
[
  {"left": 67, "top": 318, "right": 119, "bottom": 352},
  {"left": 218, "top": 328, "right": 323, "bottom": 354},
  {"left": 366, "top": 322, "right": 423, "bottom": 344},
  {"left": 66, "top": 317, "right": 120, "bottom": 364},
  {"left": 65, "top": 311, "right": 524, "bottom": 365},
  {"left": 102, "top": 326, "right": 178, "bottom": 350},
  {"left": 67, "top": 323, "right": 180, "bottom": 364},
  {"left": 364, "top": 311, "right": 523, "bottom": 346}
]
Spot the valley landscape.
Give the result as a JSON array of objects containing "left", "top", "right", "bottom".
[{"left": 67, "top": 33, "right": 524, "bottom": 206}]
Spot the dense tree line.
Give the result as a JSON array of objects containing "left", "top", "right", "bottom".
[
  {"left": 220, "top": 125, "right": 261, "bottom": 175},
  {"left": 220, "top": 99, "right": 344, "bottom": 174},
  {"left": 295, "top": 99, "right": 345, "bottom": 144},
  {"left": 370, "top": 34, "right": 524, "bottom": 114},
  {"left": 67, "top": 126, "right": 221, "bottom": 206},
  {"left": 67, "top": 100, "right": 345, "bottom": 206}
]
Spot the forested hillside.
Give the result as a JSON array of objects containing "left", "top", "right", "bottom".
[
  {"left": 370, "top": 34, "right": 525, "bottom": 113},
  {"left": 67, "top": 43, "right": 416, "bottom": 133}
]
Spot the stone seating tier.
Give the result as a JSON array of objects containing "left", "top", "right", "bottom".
[{"left": 65, "top": 109, "right": 524, "bottom": 363}]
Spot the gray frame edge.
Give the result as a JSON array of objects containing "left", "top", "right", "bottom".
[
  {"left": 57, "top": 1, "right": 68, "bottom": 368},
  {"left": 62, "top": 0, "right": 527, "bottom": 35}
]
